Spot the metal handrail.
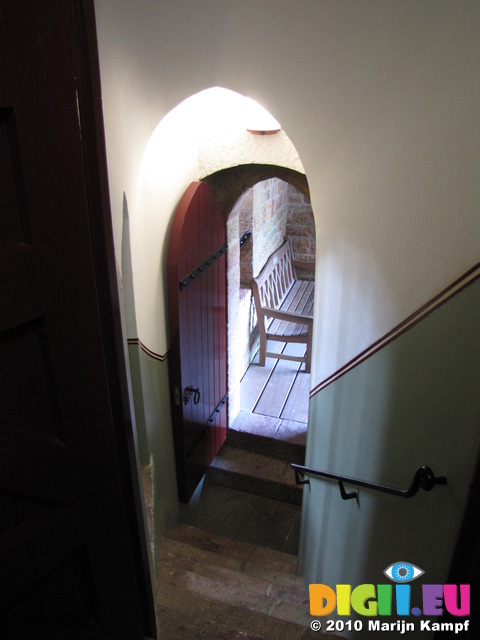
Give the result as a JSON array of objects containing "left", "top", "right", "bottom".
[{"left": 291, "top": 463, "right": 447, "bottom": 500}]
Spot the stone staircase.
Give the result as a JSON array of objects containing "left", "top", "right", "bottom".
[
  {"left": 155, "top": 522, "right": 341, "bottom": 639},
  {"left": 153, "top": 428, "right": 342, "bottom": 639}
]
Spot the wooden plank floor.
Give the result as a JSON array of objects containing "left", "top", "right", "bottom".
[{"left": 240, "top": 342, "right": 310, "bottom": 425}]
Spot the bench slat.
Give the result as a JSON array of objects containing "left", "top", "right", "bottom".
[
  {"left": 269, "top": 281, "right": 314, "bottom": 337},
  {"left": 251, "top": 237, "right": 314, "bottom": 373}
]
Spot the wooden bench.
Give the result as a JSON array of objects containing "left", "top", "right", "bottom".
[{"left": 251, "top": 238, "right": 314, "bottom": 373}]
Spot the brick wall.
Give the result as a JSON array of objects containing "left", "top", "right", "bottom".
[
  {"left": 286, "top": 187, "right": 316, "bottom": 265},
  {"left": 237, "top": 188, "right": 254, "bottom": 286},
  {"left": 237, "top": 179, "right": 316, "bottom": 284},
  {"left": 252, "top": 178, "right": 288, "bottom": 277}
]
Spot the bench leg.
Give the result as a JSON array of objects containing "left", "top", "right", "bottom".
[
  {"left": 259, "top": 336, "right": 267, "bottom": 367},
  {"left": 256, "top": 315, "right": 268, "bottom": 366},
  {"left": 305, "top": 326, "right": 313, "bottom": 373},
  {"left": 305, "top": 356, "right": 311, "bottom": 374}
]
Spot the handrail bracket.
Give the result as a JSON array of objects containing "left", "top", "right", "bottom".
[
  {"left": 294, "top": 468, "right": 310, "bottom": 486},
  {"left": 338, "top": 481, "right": 358, "bottom": 501}
]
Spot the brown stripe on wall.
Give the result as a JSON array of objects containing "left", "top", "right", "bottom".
[
  {"left": 310, "top": 262, "right": 480, "bottom": 399},
  {"left": 127, "top": 338, "right": 170, "bottom": 362}
]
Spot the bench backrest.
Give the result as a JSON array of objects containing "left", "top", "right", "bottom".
[{"left": 251, "top": 238, "right": 296, "bottom": 311}]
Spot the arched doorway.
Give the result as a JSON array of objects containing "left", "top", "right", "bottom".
[
  {"left": 166, "top": 169, "right": 316, "bottom": 502},
  {"left": 134, "top": 88, "right": 316, "bottom": 532},
  {"left": 202, "top": 166, "right": 315, "bottom": 433}
]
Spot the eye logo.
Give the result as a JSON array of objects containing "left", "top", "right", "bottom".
[
  {"left": 309, "top": 560, "right": 470, "bottom": 620},
  {"left": 384, "top": 561, "right": 424, "bottom": 583}
]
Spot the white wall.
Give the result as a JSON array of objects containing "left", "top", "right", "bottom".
[{"left": 95, "top": 0, "right": 479, "bottom": 383}]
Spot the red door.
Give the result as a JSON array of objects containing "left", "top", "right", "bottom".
[
  {"left": 167, "top": 182, "right": 227, "bottom": 502},
  {"left": 0, "top": 2, "right": 153, "bottom": 637}
]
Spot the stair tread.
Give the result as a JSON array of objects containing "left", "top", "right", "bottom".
[
  {"left": 213, "top": 446, "right": 298, "bottom": 484},
  {"left": 163, "top": 522, "right": 298, "bottom": 574},
  {"left": 156, "top": 604, "right": 265, "bottom": 640},
  {"left": 209, "top": 446, "right": 302, "bottom": 504},
  {"left": 157, "top": 561, "right": 310, "bottom": 626},
  {"left": 227, "top": 420, "right": 306, "bottom": 465},
  {"left": 159, "top": 536, "right": 306, "bottom": 594},
  {"left": 155, "top": 576, "right": 341, "bottom": 640}
]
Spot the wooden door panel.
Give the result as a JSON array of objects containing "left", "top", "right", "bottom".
[
  {"left": 167, "top": 182, "right": 227, "bottom": 502},
  {"left": 0, "top": 106, "right": 30, "bottom": 249},
  {"left": 0, "top": 427, "right": 71, "bottom": 503},
  {"left": 0, "top": 2, "right": 152, "bottom": 637},
  {"left": 0, "top": 505, "right": 84, "bottom": 601},
  {"left": 2, "top": 544, "right": 99, "bottom": 637},
  {"left": 0, "top": 319, "right": 63, "bottom": 438}
]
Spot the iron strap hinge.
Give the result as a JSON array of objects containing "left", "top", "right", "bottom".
[
  {"left": 186, "top": 394, "right": 228, "bottom": 459},
  {"left": 179, "top": 243, "right": 226, "bottom": 290}
]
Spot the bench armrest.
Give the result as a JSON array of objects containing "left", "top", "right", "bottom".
[{"left": 262, "top": 306, "right": 313, "bottom": 325}]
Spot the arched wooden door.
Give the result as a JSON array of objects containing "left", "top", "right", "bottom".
[{"left": 167, "top": 182, "right": 227, "bottom": 502}]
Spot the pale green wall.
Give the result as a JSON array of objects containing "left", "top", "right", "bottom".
[
  {"left": 126, "top": 344, "right": 149, "bottom": 466},
  {"left": 299, "top": 278, "right": 480, "bottom": 637},
  {"left": 132, "top": 347, "right": 178, "bottom": 545},
  {"left": 120, "top": 188, "right": 179, "bottom": 551}
]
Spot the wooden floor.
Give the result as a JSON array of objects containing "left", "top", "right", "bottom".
[{"left": 240, "top": 341, "right": 310, "bottom": 427}]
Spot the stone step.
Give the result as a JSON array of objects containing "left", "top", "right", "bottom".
[
  {"left": 156, "top": 526, "right": 343, "bottom": 640},
  {"left": 157, "top": 557, "right": 311, "bottom": 627},
  {"left": 208, "top": 445, "right": 303, "bottom": 505},
  {"left": 176, "top": 483, "right": 302, "bottom": 555},
  {"left": 163, "top": 522, "right": 298, "bottom": 575},
  {"left": 227, "top": 426, "right": 305, "bottom": 464},
  {"left": 158, "top": 525, "right": 313, "bottom": 631},
  {"left": 155, "top": 603, "right": 265, "bottom": 639},
  {"left": 155, "top": 581, "right": 336, "bottom": 640},
  {"left": 160, "top": 532, "right": 307, "bottom": 595}
]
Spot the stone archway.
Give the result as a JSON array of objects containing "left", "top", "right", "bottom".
[{"left": 203, "top": 164, "right": 310, "bottom": 213}]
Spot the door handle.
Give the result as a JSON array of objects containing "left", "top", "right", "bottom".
[{"left": 183, "top": 386, "right": 200, "bottom": 406}]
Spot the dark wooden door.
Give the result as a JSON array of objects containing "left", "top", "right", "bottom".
[
  {"left": 0, "top": 2, "right": 153, "bottom": 638},
  {"left": 167, "top": 182, "right": 227, "bottom": 502}
]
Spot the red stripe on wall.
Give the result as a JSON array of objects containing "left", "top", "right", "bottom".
[
  {"left": 127, "top": 337, "right": 170, "bottom": 362},
  {"left": 309, "top": 263, "right": 480, "bottom": 399}
]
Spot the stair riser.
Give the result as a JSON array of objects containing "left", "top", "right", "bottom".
[
  {"left": 208, "top": 466, "right": 302, "bottom": 505},
  {"left": 227, "top": 429, "right": 306, "bottom": 465},
  {"left": 164, "top": 523, "right": 298, "bottom": 574}
]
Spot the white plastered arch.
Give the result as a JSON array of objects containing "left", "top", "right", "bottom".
[{"left": 132, "top": 87, "right": 306, "bottom": 356}]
